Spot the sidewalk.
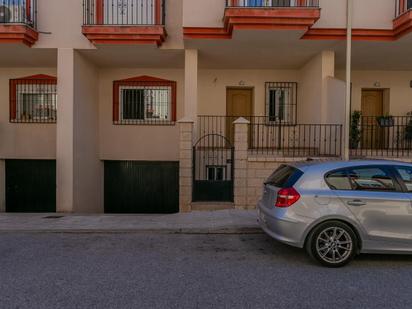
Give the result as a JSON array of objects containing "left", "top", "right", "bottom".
[{"left": 0, "top": 210, "right": 261, "bottom": 234}]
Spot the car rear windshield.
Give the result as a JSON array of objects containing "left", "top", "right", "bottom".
[{"left": 265, "top": 165, "right": 303, "bottom": 188}]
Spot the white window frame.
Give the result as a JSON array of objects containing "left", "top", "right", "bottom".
[{"left": 206, "top": 165, "right": 227, "bottom": 181}]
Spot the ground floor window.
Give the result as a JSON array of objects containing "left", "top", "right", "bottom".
[
  {"left": 120, "top": 87, "right": 171, "bottom": 122},
  {"left": 266, "top": 82, "right": 297, "bottom": 125},
  {"left": 10, "top": 75, "right": 57, "bottom": 123},
  {"left": 207, "top": 166, "right": 226, "bottom": 181},
  {"left": 113, "top": 76, "right": 176, "bottom": 125}
]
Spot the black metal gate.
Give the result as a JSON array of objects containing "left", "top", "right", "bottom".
[
  {"left": 104, "top": 161, "right": 179, "bottom": 214},
  {"left": 193, "top": 134, "right": 234, "bottom": 202},
  {"left": 6, "top": 160, "right": 56, "bottom": 213}
]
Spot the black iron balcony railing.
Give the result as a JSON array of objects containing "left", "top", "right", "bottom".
[
  {"left": 226, "top": 0, "right": 319, "bottom": 8},
  {"left": 396, "top": 0, "right": 412, "bottom": 17},
  {"left": 83, "top": 0, "right": 165, "bottom": 26},
  {"left": 0, "top": 0, "right": 37, "bottom": 28},
  {"left": 351, "top": 116, "right": 412, "bottom": 158},
  {"left": 198, "top": 116, "right": 342, "bottom": 158}
]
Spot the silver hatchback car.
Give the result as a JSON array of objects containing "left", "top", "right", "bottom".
[{"left": 257, "top": 160, "right": 412, "bottom": 267}]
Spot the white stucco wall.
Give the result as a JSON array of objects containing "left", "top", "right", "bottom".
[
  {"left": 182, "top": 0, "right": 395, "bottom": 30},
  {"left": 326, "top": 77, "right": 346, "bottom": 124},
  {"left": 336, "top": 70, "right": 412, "bottom": 116},
  {"left": 35, "top": 0, "right": 94, "bottom": 49},
  {"left": 57, "top": 49, "right": 102, "bottom": 213},
  {"left": 99, "top": 68, "right": 184, "bottom": 161},
  {"left": 73, "top": 51, "right": 102, "bottom": 213},
  {"left": 0, "top": 68, "right": 57, "bottom": 159},
  {"left": 183, "top": 0, "right": 225, "bottom": 28},
  {"left": 298, "top": 51, "right": 335, "bottom": 124},
  {"left": 35, "top": 0, "right": 183, "bottom": 50},
  {"left": 314, "top": 0, "right": 394, "bottom": 30},
  {"left": 198, "top": 69, "right": 299, "bottom": 116}
]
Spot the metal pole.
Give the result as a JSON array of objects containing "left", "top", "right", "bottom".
[{"left": 343, "top": 0, "right": 353, "bottom": 160}]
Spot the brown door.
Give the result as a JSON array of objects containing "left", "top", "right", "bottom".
[
  {"left": 361, "top": 90, "right": 384, "bottom": 149},
  {"left": 226, "top": 88, "right": 253, "bottom": 144}
]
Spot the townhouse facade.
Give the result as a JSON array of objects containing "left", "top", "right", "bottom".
[{"left": 0, "top": 0, "right": 411, "bottom": 214}]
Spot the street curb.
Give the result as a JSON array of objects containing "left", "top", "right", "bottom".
[{"left": 0, "top": 227, "right": 264, "bottom": 235}]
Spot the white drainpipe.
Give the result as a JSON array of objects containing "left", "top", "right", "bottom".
[{"left": 343, "top": 0, "right": 353, "bottom": 160}]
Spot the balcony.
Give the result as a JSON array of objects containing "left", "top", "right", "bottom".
[
  {"left": 394, "top": 0, "right": 412, "bottom": 37},
  {"left": 396, "top": 0, "right": 412, "bottom": 17},
  {"left": 198, "top": 116, "right": 342, "bottom": 158},
  {"left": 0, "top": 0, "right": 38, "bottom": 46},
  {"left": 184, "top": 0, "right": 320, "bottom": 40},
  {"left": 225, "top": 0, "right": 320, "bottom": 31},
  {"left": 82, "top": 0, "right": 166, "bottom": 46}
]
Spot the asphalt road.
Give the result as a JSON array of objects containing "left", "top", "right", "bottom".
[{"left": 0, "top": 233, "right": 411, "bottom": 309}]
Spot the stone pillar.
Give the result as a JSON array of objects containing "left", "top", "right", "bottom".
[
  {"left": 178, "top": 118, "right": 194, "bottom": 213},
  {"left": 233, "top": 117, "right": 250, "bottom": 209},
  {"left": 184, "top": 49, "right": 198, "bottom": 121},
  {"left": 56, "top": 48, "right": 102, "bottom": 213},
  {"left": 57, "top": 48, "right": 75, "bottom": 213},
  {"left": 0, "top": 160, "right": 5, "bottom": 212}
]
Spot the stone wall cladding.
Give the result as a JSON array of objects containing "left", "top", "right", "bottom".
[
  {"left": 244, "top": 156, "right": 304, "bottom": 209},
  {"left": 178, "top": 119, "right": 194, "bottom": 213}
]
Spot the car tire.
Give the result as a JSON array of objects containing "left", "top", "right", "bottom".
[{"left": 305, "top": 221, "right": 358, "bottom": 268}]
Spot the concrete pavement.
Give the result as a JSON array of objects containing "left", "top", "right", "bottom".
[{"left": 0, "top": 209, "right": 260, "bottom": 233}]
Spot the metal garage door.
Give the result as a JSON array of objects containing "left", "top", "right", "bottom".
[
  {"left": 6, "top": 160, "right": 56, "bottom": 213},
  {"left": 104, "top": 161, "right": 179, "bottom": 214}
]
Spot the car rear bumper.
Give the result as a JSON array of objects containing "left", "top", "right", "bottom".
[{"left": 257, "top": 201, "right": 309, "bottom": 248}]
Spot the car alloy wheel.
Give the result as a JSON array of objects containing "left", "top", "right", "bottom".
[
  {"left": 316, "top": 227, "right": 353, "bottom": 264},
  {"left": 306, "top": 221, "right": 358, "bottom": 267}
]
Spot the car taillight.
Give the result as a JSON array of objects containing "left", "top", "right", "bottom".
[{"left": 275, "top": 187, "right": 301, "bottom": 208}]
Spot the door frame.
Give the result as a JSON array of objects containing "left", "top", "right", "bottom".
[
  {"left": 360, "top": 88, "right": 390, "bottom": 116},
  {"left": 360, "top": 88, "right": 389, "bottom": 149},
  {"left": 226, "top": 86, "right": 255, "bottom": 117},
  {"left": 226, "top": 87, "right": 254, "bottom": 145}
]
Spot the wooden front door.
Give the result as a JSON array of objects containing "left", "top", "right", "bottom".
[
  {"left": 361, "top": 90, "right": 384, "bottom": 149},
  {"left": 226, "top": 88, "right": 253, "bottom": 144}
]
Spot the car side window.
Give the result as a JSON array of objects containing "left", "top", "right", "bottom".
[
  {"left": 325, "top": 169, "right": 352, "bottom": 190},
  {"left": 394, "top": 166, "right": 412, "bottom": 192},
  {"left": 348, "top": 167, "right": 396, "bottom": 192}
]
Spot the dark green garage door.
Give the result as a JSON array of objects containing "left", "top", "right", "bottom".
[
  {"left": 104, "top": 161, "right": 179, "bottom": 214},
  {"left": 6, "top": 160, "right": 56, "bottom": 213}
]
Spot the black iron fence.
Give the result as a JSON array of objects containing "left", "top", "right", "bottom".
[
  {"left": 83, "top": 0, "right": 165, "bottom": 25},
  {"left": 226, "top": 0, "right": 319, "bottom": 8},
  {"left": 396, "top": 0, "right": 412, "bottom": 17},
  {"left": 351, "top": 116, "right": 412, "bottom": 158},
  {"left": 198, "top": 116, "right": 342, "bottom": 158},
  {"left": 0, "top": 0, "right": 37, "bottom": 28},
  {"left": 9, "top": 77, "right": 57, "bottom": 124}
]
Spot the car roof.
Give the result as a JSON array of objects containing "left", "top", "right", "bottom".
[{"left": 287, "top": 159, "right": 412, "bottom": 173}]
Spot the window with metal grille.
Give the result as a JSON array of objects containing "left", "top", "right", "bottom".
[
  {"left": 113, "top": 76, "right": 176, "bottom": 125},
  {"left": 265, "top": 82, "right": 297, "bottom": 125},
  {"left": 120, "top": 87, "right": 171, "bottom": 121},
  {"left": 10, "top": 75, "right": 57, "bottom": 123}
]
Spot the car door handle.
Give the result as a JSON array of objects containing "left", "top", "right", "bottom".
[{"left": 347, "top": 200, "right": 366, "bottom": 207}]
